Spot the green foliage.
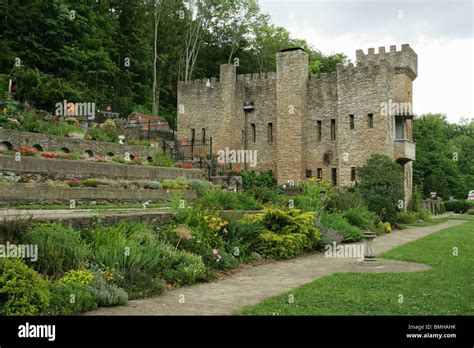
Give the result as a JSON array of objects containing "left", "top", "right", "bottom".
[
  {"left": 0, "top": 258, "right": 50, "bottom": 315},
  {"left": 197, "top": 190, "right": 262, "bottom": 210},
  {"left": 358, "top": 154, "right": 404, "bottom": 222},
  {"left": 247, "top": 208, "right": 321, "bottom": 258},
  {"left": 44, "top": 281, "right": 97, "bottom": 315},
  {"left": 152, "top": 153, "right": 174, "bottom": 167},
  {"left": 162, "top": 250, "right": 210, "bottom": 286},
  {"left": 413, "top": 114, "right": 474, "bottom": 199},
  {"left": 188, "top": 179, "right": 215, "bottom": 197},
  {"left": 86, "top": 278, "right": 128, "bottom": 307},
  {"left": 25, "top": 222, "right": 89, "bottom": 277},
  {"left": 242, "top": 170, "right": 276, "bottom": 190},
  {"left": 258, "top": 231, "right": 306, "bottom": 259},
  {"left": 395, "top": 211, "right": 418, "bottom": 224},
  {"left": 320, "top": 212, "right": 363, "bottom": 242},
  {"left": 325, "top": 188, "right": 365, "bottom": 212},
  {"left": 407, "top": 185, "right": 423, "bottom": 213},
  {"left": 58, "top": 269, "right": 94, "bottom": 287},
  {"left": 444, "top": 200, "right": 470, "bottom": 214},
  {"left": 0, "top": 218, "right": 32, "bottom": 244},
  {"left": 224, "top": 217, "right": 265, "bottom": 258},
  {"left": 86, "top": 127, "right": 118, "bottom": 143},
  {"left": 342, "top": 206, "right": 379, "bottom": 231}
]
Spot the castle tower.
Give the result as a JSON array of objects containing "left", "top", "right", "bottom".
[
  {"left": 275, "top": 48, "right": 308, "bottom": 184},
  {"left": 356, "top": 44, "right": 418, "bottom": 206}
]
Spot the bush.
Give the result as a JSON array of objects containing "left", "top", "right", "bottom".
[
  {"left": 59, "top": 269, "right": 94, "bottom": 286},
  {"left": 416, "top": 209, "right": 431, "bottom": 221},
  {"left": 395, "top": 211, "right": 418, "bottom": 224},
  {"left": 86, "top": 127, "right": 118, "bottom": 143},
  {"left": 325, "top": 188, "right": 365, "bottom": 212},
  {"left": 0, "top": 258, "right": 50, "bottom": 315},
  {"left": 0, "top": 218, "right": 32, "bottom": 244},
  {"left": 197, "top": 190, "right": 262, "bottom": 210},
  {"left": 366, "top": 195, "right": 398, "bottom": 225},
  {"left": 342, "top": 206, "right": 379, "bottom": 230},
  {"left": 86, "top": 278, "right": 128, "bottom": 307},
  {"left": 316, "top": 221, "right": 344, "bottom": 246},
  {"left": 242, "top": 170, "right": 276, "bottom": 190},
  {"left": 247, "top": 208, "right": 321, "bottom": 254},
  {"left": 444, "top": 200, "right": 470, "bottom": 214},
  {"left": 162, "top": 250, "right": 210, "bottom": 286},
  {"left": 258, "top": 231, "right": 306, "bottom": 259},
  {"left": 188, "top": 180, "right": 215, "bottom": 197},
  {"left": 25, "top": 223, "right": 89, "bottom": 277},
  {"left": 320, "top": 212, "right": 363, "bottom": 242},
  {"left": 224, "top": 217, "right": 265, "bottom": 258},
  {"left": 82, "top": 178, "right": 102, "bottom": 187},
  {"left": 152, "top": 153, "right": 174, "bottom": 167},
  {"left": 44, "top": 282, "right": 97, "bottom": 315}
]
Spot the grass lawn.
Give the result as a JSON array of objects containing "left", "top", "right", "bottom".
[{"left": 237, "top": 218, "right": 474, "bottom": 315}]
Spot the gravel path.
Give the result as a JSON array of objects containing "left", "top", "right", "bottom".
[{"left": 85, "top": 219, "right": 465, "bottom": 316}]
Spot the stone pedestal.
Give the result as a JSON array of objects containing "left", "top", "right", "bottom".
[{"left": 363, "top": 231, "right": 377, "bottom": 261}]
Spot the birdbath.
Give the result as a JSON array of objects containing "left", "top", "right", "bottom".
[{"left": 363, "top": 231, "right": 377, "bottom": 262}]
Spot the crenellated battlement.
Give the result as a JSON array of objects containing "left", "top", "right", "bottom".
[
  {"left": 355, "top": 44, "right": 417, "bottom": 80},
  {"left": 236, "top": 72, "right": 277, "bottom": 82}
]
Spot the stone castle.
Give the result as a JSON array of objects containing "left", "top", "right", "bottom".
[{"left": 177, "top": 44, "right": 417, "bottom": 203}]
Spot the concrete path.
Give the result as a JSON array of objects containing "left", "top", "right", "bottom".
[{"left": 85, "top": 219, "right": 465, "bottom": 316}]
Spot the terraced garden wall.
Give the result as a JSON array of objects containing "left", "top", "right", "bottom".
[
  {"left": 0, "top": 156, "right": 204, "bottom": 181},
  {"left": 0, "top": 184, "right": 196, "bottom": 204}
]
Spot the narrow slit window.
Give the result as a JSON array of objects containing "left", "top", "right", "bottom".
[
  {"left": 351, "top": 167, "right": 356, "bottom": 181},
  {"left": 368, "top": 113, "right": 374, "bottom": 128},
  {"left": 331, "top": 168, "right": 337, "bottom": 186},
  {"left": 201, "top": 128, "right": 206, "bottom": 142},
  {"left": 349, "top": 115, "right": 354, "bottom": 130},
  {"left": 267, "top": 122, "right": 273, "bottom": 143},
  {"left": 317, "top": 120, "right": 322, "bottom": 141},
  {"left": 251, "top": 123, "right": 256, "bottom": 143},
  {"left": 331, "top": 119, "right": 336, "bottom": 141},
  {"left": 317, "top": 168, "right": 322, "bottom": 179}
]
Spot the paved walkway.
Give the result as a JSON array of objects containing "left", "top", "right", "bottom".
[{"left": 85, "top": 219, "right": 465, "bottom": 316}]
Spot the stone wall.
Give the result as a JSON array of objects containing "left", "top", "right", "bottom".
[
  {"left": 177, "top": 44, "right": 418, "bottom": 204},
  {"left": 0, "top": 155, "right": 205, "bottom": 181},
  {"left": 0, "top": 184, "right": 195, "bottom": 204},
  {"left": 0, "top": 128, "right": 162, "bottom": 160}
]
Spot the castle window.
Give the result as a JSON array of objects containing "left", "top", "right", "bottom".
[
  {"left": 251, "top": 123, "right": 256, "bottom": 143},
  {"left": 349, "top": 115, "right": 354, "bottom": 130},
  {"left": 331, "top": 168, "right": 337, "bottom": 186},
  {"left": 202, "top": 128, "right": 206, "bottom": 142},
  {"left": 317, "top": 168, "right": 322, "bottom": 179},
  {"left": 368, "top": 113, "right": 374, "bottom": 128},
  {"left": 331, "top": 119, "right": 336, "bottom": 141},
  {"left": 317, "top": 120, "right": 322, "bottom": 141},
  {"left": 267, "top": 123, "right": 273, "bottom": 143},
  {"left": 191, "top": 128, "right": 195, "bottom": 142},
  {"left": 306, "top": 169, "right": 312, "bottom": 178},
  {"left": 351, "top": 167, "right": 356, "bottom": 181}
]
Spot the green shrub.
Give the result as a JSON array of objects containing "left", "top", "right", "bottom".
[
  {"left": 342, "top": 206, "right": 379, "bottom": 230},
  {"left": 87, "top": 127, "right": 117, "bottom": 142},
  {"left": 366, "top": 195, "right": 398, "bottom": 224},
  {"left": 320, "top": 212, "right": 363, "bottom": 242},
  {"left": 258, "top": 231, "right": 306, "bottom": 259},
  {"left": 247, "top": 208, "right": 321, "bottom": 253},
  {"left": 0, "top": 258, "right": 50, "bottom": 315},
  {"left": 216, "top": 252, "right": 240, "bottom": 270},
  {"left": 0, "top": 218, "right": 32, "bottom": 244},
  {"left": 86, "top": 278, "right": 128, "bottom": 307},
  {"left": 197, "top": 190, "right": 262, "bottom": 210},
  {"left": 395, "top": 211, "right": 418, "bottom": 224},
  {"left": 416, "top": 209, "right": 431, "bottom": 221},
  {"left": 44, "top": 282, "right": 97, "bottom": 315},
  {"left": 58, "top": 269, "right": 94, "bottom": 286},
  {"left": 82, "top": 178, "right": 102, "bottom": 187},
  {"left": 152, "top": 153, "right": 174, "bottom": 167},
  {"left": 188, "top": 180, "right": 215, "bottom": 197},
  {"left": 161, "top": 179, "right": 179, "bottom": 189},
  {"left": 246, "top": 186, "right": 279, "bottom": 203},
  {"left": 242, "top": 170, "right": 276, "bottom": 190},
  {"left": 444, "top": 200, "right": 470, "bottom": 214},
  {"left": 25, "top": 223, "right": 89, "bottom": 277},
  {"left": 315, "top": 221, "right": 344, "bottom": 246},
  {"left": 325, "top": 188, "right": 365, "bottom": 212},
  {"left": 224, "top": 217, "right": 265, "bottom": 258},
  {"left": 162, "top": 250, "right": 210, "bottom": 286}
]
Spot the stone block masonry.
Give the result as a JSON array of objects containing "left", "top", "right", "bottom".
[
  {"left": 0, "top": 128, "right": 161, "bottom": 160},
  {"left": 177, "top": 44, "right": 418, "bottom": 205}
]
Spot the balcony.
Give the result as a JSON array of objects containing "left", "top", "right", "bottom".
[{"left": 394, "top": 139, "right": 416, "bottom": 162}]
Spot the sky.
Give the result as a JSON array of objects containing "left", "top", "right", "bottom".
[{"left": 259, "top": 0, "right": 474, "bottom": 124}]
